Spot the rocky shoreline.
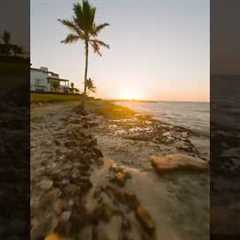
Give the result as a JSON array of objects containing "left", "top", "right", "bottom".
[{"left": 31, "top": 102, "right": 209, "bottom": 240}]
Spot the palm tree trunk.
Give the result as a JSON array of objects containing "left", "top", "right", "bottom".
[{"left": 82, "top": 39, "right": 89, "bottom": 108}]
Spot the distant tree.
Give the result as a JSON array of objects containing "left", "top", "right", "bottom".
[
  {"left": 70, "top": 82, "right": 74, "bottom": 93},
  {"left": 12, "top": 45, "right": 23, "bottom": 57},
  {"left": 58, "top": 0, "right": 109, "bottom": 107},
  {"left": 0, "top": 30, "right": 24, "bottom": 57},
  {"left": 51, "top": 80, "right": 60, "bottom": 92},
  {"left": 86, "top": 78, "right": 96, "bottom": 93},
  {"left": 1, "top": 31, "right": 11, "bottom": 56},
  {"left": 2, "top": 31, "right": 11, "bottom": 44}
]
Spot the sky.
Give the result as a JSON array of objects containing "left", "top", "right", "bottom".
[
  {"left": 0, "top": 0, "right": 30, "bottom": 53},
  {"left": 211, "top": 0, "right": 240, "bottom": 75},
  {"left": 31, "top": 0, "right": 209, "bottom": 102}
]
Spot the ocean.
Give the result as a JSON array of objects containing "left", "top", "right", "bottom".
[{"left": 117, "top": 101, "right": 210, "bottom": 137}]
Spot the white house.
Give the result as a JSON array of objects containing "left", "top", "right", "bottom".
[{"left": 31, "top": 66, "right": 70, "bottom": 93}]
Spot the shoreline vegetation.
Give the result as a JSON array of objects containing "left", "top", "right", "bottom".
[{"left": 31, "top": 94, "right": 209, "bottom": 240}]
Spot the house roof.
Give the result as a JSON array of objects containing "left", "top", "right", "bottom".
[
  {"left": 31, "top": 67, "right": 59, "bottom": 76},
  {"left": 31, "top": 67, "right": 70, "bottom": 83},
  {"left": 31, "top": 67, "right": 48, "bottom": 73}
]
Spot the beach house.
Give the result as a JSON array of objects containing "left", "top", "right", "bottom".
[{"left": 31, "top": 67, "right": 71, "bottom": 93}]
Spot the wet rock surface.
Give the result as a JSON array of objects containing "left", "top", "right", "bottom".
[
  {"left": 31, "top": 103, "right": 104, "bottom": 239},
  {"left": 151, "top": 154, "right": 208, "bottom": 174},
  {"left": 31, "top": 103, "right": 209, "bottom": 240}
]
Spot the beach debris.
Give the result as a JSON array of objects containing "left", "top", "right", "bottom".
[{"left": 151, "top": 153, "right": 208, "bottom": 174}]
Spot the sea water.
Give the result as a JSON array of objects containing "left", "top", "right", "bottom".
[{"left": 117, "top": 101, "right": 210, "bottom": 137}]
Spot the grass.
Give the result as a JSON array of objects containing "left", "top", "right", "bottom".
[
  {"left": 31, "top": 93, "right": 81, "bottom": 104},
  {"left": 85, "top": 99, "right": 136, "bottom": 119},
  {"left": 31, "top": 93, "right": 136, "bottom": 119}
]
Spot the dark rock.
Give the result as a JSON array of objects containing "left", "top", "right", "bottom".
[{"left": 93, "top": 147, "right": 103, "bottom": 158}]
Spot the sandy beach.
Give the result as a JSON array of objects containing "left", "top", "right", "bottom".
[{"left": 31, "top": 100, "right": 209, "bottom": 240}]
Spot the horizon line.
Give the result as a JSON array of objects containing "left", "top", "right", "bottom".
[{"left": 102, "top": 98, "right": 210, "bottom": 103}]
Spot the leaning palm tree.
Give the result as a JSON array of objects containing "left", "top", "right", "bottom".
[{"left": 58, "top": 0, "right": 109, "bottom": 107}]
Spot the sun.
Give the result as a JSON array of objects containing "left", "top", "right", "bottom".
[{"left": 118, "top": 88, "right": 144, "bottom": 100}]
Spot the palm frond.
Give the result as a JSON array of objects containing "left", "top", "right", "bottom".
[
  {"left": 73, "top": 1, "right": 96, "bottom": 33},
  {"left": 89, "top": 41, "right": 102, "bottom": 56},
  {"left": 88, "top": 5, "right": 96, "bottom": 29},
  {"left": 58, "top": 19, "right": 79, "bottom": 34},
  {"left": 93, "top": 23, "right": 109, "bottom": 35},
  {"left": 90, "top": 39, "right": 110, "bottom": 49},
  {"left": 82, "top": 0, "right": 93, "bottom": 27},
  {"left": 58, "top": 18, "right": 86, "bottom": 40},
  {"left": 86, "top": 78, "right": 96, "bottom": 93},
  {"left": 61, "top": 34, "right": 80, "bottom": 44},
  {"left": 73, "top": 2, "right": 84, "bottom": 30}
]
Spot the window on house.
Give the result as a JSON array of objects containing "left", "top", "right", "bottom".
[{"left": 35, "top": 79, "right": 43, "bottom": 86}]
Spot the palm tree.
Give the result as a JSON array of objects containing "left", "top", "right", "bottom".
[
  {"left": 58, "top": 0, "right": 109, "bottom": 107},
  {"left": 2, "top": 30, "right": 11, "bottom": 44},
  {"left": 12, "top": 45, "right": 23, "bottom": 57},
  {"left": 1, "top": 30, "right": 11, "bottom": 56},
  {"left": 86, "top": 77, "right": 96, "bottom": 93},
  {"left": 70, "top": 82, "right": 74, "bottom": 93}
]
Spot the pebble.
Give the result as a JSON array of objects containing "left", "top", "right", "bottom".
[
  {"left": 39, "top": 178, "right": 53, "bottom": 191},
  {"left": 61, "top": 211, "right": 71, "bottom": 222}
]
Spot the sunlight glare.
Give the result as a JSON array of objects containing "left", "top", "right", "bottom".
[{"left": 118, "top": 88, "right": 144, "bottom": 100}]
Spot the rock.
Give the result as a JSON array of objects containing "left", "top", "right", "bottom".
[
  {"left": 45, "top": 233, "right": 63, "bottom": 240},
  {"left": 79, "top": 226, "right": 93, "bottom": 240},
  {"left": 135, "top": 205, "right": 155, "bottom": 234},
  {"left": 53, "top": 199, "right": 66, "bottom": 215},
  {"left": 39, "top": 178, "right": 53, "bottom": 191},
  {"left": 68, "top": 118, "right": 81, "bottom": 124},
  {"left": 44, "top": 188, "right": 62, "bottom": 203},
  {"left": 112, "top": 171, "right": 131, "bottom": 187},
  {"left": 175, "top": 141, "right": 192, "bottom": 151},
  {"left": 124, "top": 191, "right": 139, "bottom": 210},
  {"left": 151, "top": 153, "right": 208, "bottom": 174},
  {"left": 61, "top": 211, "right": 72, "bottom": 222},
  {"left": 93, "top": 147, "right": 103, "bottom": 158},
  {"left": 93, "top": 203, "right": 114, "bottom": 222},
  {"left": 115, "top": 172, "right": 126, "bottom": 186},
  {"left": 162, "top": 132, "right": 171, "bottom": 137},
  {"left": 181, "top": 132, "right": 188, "bottom": 138},
  {"left": 61, "top": 178, "right": 70, "bottom": 186},
  {"left": 65, "top": 184, "right": 81, "bottom": 196},
  {"left": 110, "top": 165, "right": 131, "bottom": 187},
  {"left": 54, "top": 139, "right": 61, "bottom": 146}
]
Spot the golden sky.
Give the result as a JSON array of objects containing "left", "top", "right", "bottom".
[{"left": 31, "top": 0, "right": 209, "bottom": 102}]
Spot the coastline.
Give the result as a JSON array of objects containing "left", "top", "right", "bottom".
[{"left": 31, "top": 99, "right": 209, "bottom": 240}]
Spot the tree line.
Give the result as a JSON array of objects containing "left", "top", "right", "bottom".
[{"left": 0, "top": 30, "right": 24, "bottom": 57}]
